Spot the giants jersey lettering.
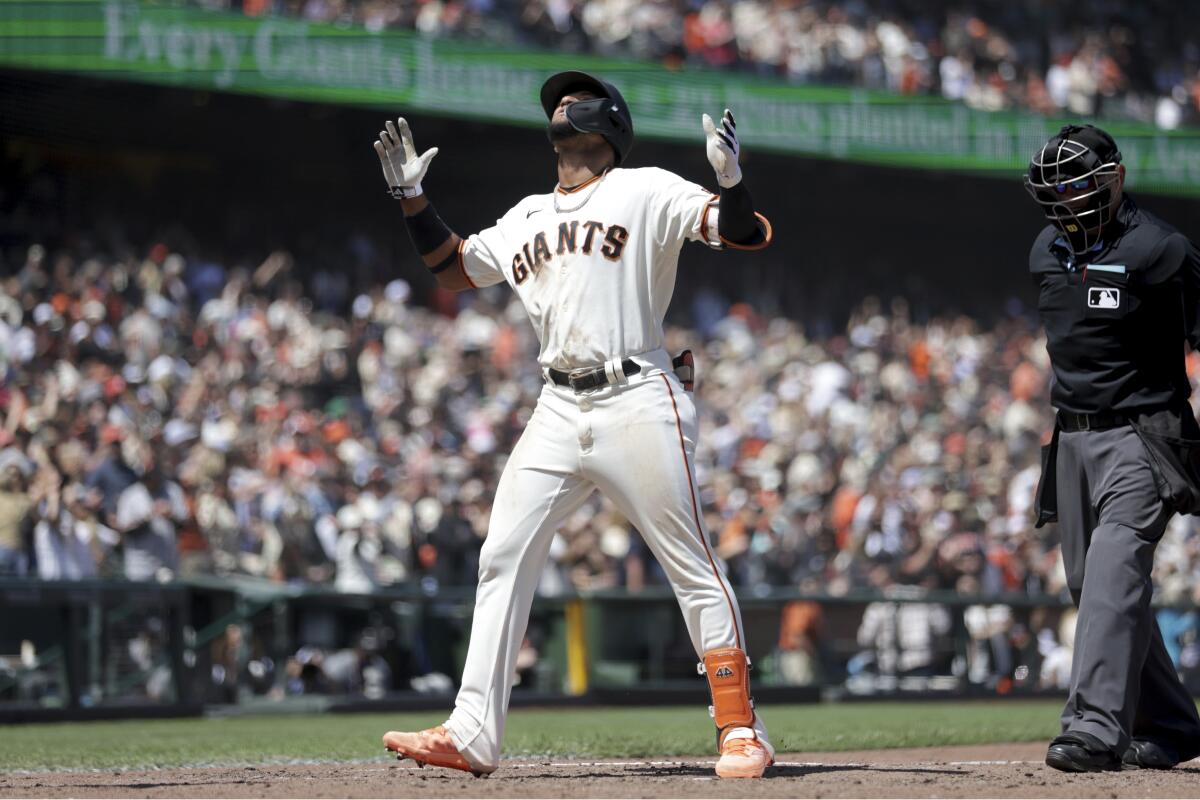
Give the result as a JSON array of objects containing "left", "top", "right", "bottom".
[{"left": 459, "top": 167, "right": 729, "bottom": 370}]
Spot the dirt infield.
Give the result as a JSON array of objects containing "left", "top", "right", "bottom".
[{"left": 3, "top": 743, "right": 1198, "bottom": 798}]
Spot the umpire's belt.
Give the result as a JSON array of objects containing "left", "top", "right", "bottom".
[
  {"left": 548, "top": 359, "right": 641, "bottom": 392},
  {"left": 1057, "top": 410, "right": 1129, "bottom": 432}
]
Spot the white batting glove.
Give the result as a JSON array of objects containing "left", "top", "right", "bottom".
[
  {"left": 702, "top": 108, "right": 742, "bottom": 188},
  {"left": 373, "top": 117, "right": 439, "bottom": 200}
]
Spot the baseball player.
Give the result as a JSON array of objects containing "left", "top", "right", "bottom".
[
  {"left": 373, "top": 71, "right": 775, "bottom": 779},
  {"left": 1026, "top": 124, "right": 1200, "bottom": 772}
]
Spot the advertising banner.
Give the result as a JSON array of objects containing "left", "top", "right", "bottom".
[{"left": 3, "top": 0, "right": 1199, "bottom": 195}]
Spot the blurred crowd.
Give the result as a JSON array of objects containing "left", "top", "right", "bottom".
[
  {"left": 4, "top": 234, "right": 1200, "bottom": 603},
  {"left": 3, "top": 233, "right": 1200, "bottom": 694},
  {"left": 196, "top": 0, "right": 1200, "bottom": 129}
]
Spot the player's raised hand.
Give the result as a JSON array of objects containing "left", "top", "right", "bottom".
[
  {"left": 702, "top": 109, "right": 742, "bottom": 188},
  {"left": 374, "top": 117, "right": 439, "bottom": 199}
]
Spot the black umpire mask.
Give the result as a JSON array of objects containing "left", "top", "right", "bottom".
[{"left": 1024, "top": 124, "right": 1123, "bottom": 256}]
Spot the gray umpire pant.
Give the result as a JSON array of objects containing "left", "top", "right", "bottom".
[{"left": 1055, "top": 424, "right": 1200, "bottom": 755}]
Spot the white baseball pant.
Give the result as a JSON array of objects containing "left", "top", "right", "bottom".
[{"left": 443, "top": 348, "right": 771, "bottom": 769}]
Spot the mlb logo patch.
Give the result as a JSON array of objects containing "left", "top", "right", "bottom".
[{"left": 1088, "top": 287, "right": 1120, "bottom": 309}]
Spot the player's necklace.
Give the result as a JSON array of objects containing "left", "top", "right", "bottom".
[{"left": 553, "top": 169, "right": 609, "bottom": 214}]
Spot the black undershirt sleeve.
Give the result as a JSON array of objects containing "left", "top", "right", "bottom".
[
  {"left": 404, "top": 201, "right": 454, "bottom": 256},
  {"left": 716, "top": 180, "right": 763, "bottom": 245}
]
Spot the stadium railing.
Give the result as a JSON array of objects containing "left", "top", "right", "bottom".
[{"left": 2, "top": 578, "right": 1193, "bottom": 722}]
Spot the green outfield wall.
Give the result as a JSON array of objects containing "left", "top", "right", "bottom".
[{"left": 2, "top": 0, "right": 1200, "bottom": 196}]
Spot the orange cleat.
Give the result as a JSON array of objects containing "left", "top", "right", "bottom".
[
  {"left": 382, "top": 725, "right": 492, "bottom": 777},
  {"left": 715, "top": 735, "right": 773, "bottom": 779}
]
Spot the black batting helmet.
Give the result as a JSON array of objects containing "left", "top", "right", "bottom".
[
  {"left": 1024, "top": 124, "right": 1123, "bottom": 255},
  {"left": 540, "top": 71, "right": 634, "bottom": 166}
]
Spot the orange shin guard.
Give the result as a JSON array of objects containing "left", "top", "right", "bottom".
[{"left": 700, "top": 647, "right": 755, "bottom": 742}]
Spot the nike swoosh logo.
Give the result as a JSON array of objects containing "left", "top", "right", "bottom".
[{"left": 527, "top": 208, "right": 542, "bottom": 218}]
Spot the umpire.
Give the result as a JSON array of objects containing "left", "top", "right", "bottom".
[{"left": 1027, "top": 124, "right": 1200, "bottom": 772}]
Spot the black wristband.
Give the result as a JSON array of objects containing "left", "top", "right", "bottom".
[
  {"left": 429, "top": 247, "right": 458, "bottom": 275},
  {"left": 405, "top": 202, "right": 453, "bottom": 256},
  {"left": 717, "top": 180, "right": 761, "bottom": 245}
]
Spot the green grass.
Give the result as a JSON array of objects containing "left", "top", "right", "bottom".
[{"left": 0, "top": 701, "right": 1064, "bottom": 772}]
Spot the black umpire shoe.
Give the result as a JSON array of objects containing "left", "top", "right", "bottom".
[
  {"left": 1045, "top": 732, "right": 1123, "bottom": 773},
  {"left": 1122, "top": 740, "right": 1181, "bottom": 770}
]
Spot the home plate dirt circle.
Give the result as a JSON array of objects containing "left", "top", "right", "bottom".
[{"left": 2, "top": 743, "right": 1198, "bottom": 798}]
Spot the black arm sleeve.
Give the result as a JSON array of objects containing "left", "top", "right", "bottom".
[
  {"left": 716, "top": 180, "right": 764, "bottom": 246},
  {"left": 404, "top": 201, "right": 454, "bottom": 256}
]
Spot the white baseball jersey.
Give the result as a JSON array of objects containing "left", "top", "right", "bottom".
[{"left": 457, "top": 167, "right": 724, "bottom": 370}]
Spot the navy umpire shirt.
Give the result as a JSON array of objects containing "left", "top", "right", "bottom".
[{"left": 1030, "top": 196, "right": 1200, "bottom": 415}]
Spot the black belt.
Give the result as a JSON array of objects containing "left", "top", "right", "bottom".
[
  {"left": 1057, "top": 410, "right": 1130, "bottom": 432},
  {"left": 548, "top": 359, "right": 641, "bottom": 392}
]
